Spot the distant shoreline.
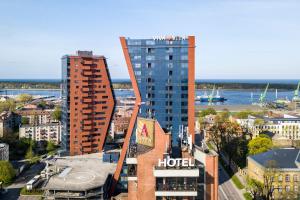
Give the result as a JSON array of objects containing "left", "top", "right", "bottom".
[{"left": 0, "top": 79, "right": 298, "bottom": 90}]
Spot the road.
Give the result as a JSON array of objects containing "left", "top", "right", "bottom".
[
  {"left": 218, "top": 164, "right": 244, "bottom": 200},
  {"left": 1, "top": 162, "right": 45, "bottom": 200}
]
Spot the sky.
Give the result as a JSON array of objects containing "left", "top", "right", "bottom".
[{"left": 0, "top": 0, "right": 300, "bottom": 80}]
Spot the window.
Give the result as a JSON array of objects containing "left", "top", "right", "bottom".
[
  {"left": 294, "top": 185, "right": 298, "bottom": 191},
  {"left": 181, "top": 55, "right": 188, "bottom": 60},
  {"left": 146, "top": 48, "right": 154, "bottom": 53},
  {"left": 182, "top": 63, "right": 188, "bottom": 68},
  {"left": 278, "top": 186, "right": 282, "bottom": 193},
  {"left": 146, "top": 55, "right": 155, "bottom": 61},
  {"left": 145, "top": 40, "right": 155, "bottom": 45},
  {"left": 133, "top": 55, "right": 141, "bottom": 60},
  {"left": 167, "top": 63, "right": 173, "bottom": 68},
  {"left": 293, "top": 175, "right": 298, "bottom": 182},
  {"left": 147, "top": 63, "right": 152, "bottom": 68},
  {"left": 180, "top": 48, "right": 188, "bottom": 53},
  {"left": 128, "top": 40, "right": 141, "bottom": 45},
  {"left": 278, "top": 175, "right": 283, "bottom": 182},
  {"left": 135, "top": 63, "right": 141, "bottom": 68},
  {"left": 286, "top": 185, "right": 290, "bottom": 192},
  {"left": 285, "top": 175, "right": 290, "bottom": 182},
  {"left": 135, "top": 71, "right": 141, "bottom": 76},
  {"left": 166, "top": 47, "right": 173, "bottom": 53},
  {"left": 168, "top": 71, "right": 173, "bottom": 76}
]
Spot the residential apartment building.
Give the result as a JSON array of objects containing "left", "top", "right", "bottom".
[
  {"left": 0, "top": 111, "right": 21, "bottom": 137},
  {"left": 61, "top": 51, "right": 115, "bottom": 155},
  {"left": 248, "top": 148, "right": 300, "bottom": 199},
  {"left": 0, "top": 143, "right": 9, "bottom": 161},
  {"left": 19, "top": 122, "right": 61, "bottom": 144},
  {"left": 16, "top": 109, "right": 58, "bottom": 125}
]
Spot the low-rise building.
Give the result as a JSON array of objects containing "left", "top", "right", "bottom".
[
  {"left": 0, "top": 111, "right": 21, "bottom": 137},
  {"left": 248, "top": 148, "right": 300, "bottom": 199},
  {"left": 0, "top": 143, "right": 9, "bottom": 161},
  {"left": 43, "top": 153, "right": 116, "bottom": 200},
  {"left": 19, "top": 122, "right": 61, "bottom": 144}
]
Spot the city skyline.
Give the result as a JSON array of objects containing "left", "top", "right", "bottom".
[{"left": 1, "top": 0, "right": 300, "bottom": 79}]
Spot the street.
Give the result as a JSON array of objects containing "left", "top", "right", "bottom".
[
  {"left": 0, "top": 162, "right": 45, "bottom": 200},
  {"left": 218, "top": 164, "right": 244, "bottom": 200}
]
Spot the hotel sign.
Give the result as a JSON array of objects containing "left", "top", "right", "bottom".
[
  {"left": 136, "top": 118, "right": 155, "bottom": 147},
  {"left": 158, "top": 157, "right": 195, "bottom": 167}
]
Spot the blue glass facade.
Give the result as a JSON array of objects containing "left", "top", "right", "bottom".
[
  {"left": 61, "top": 56, "right": 70, "bottom": 153},
  {"left": 126, "top": 37, "right": 192, "bottom": 145}
]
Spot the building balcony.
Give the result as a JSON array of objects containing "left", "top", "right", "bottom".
[
  {"left": 83, "top": 120, "right": 92, "bottom": 125},
  {"left": 82, "top": 109, "right": 93, "bottom": 114},
  {"left": 83, "top": 71, "right": 93, "bottom": 76},
  {"left": 82, "top": 142, "right": 92, "bottom": 147},
  {"left": 82, "top": 60, "right": 93, "bottom": 65},
  {"left": 82, "top": 98, "right": 93, "bottom": 103},
  {"left": 155, "top": 183, "right": 197, "bottom": 197},
  {"left": 82, "top": 87, "right": 91, "bottom": 92}
]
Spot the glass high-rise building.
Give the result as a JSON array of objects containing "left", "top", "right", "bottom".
[{"left": 122, "top": 36, "right": 195, "bottom": 145}]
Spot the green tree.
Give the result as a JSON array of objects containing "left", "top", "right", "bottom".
[
  {"left": 217, "top": 109, "right": 230, "bottom": 122},
  {"left": 37, "top": 100, "right": 47, "bottom": 110},
  {"left": 235, "top": 110, "right": 253, "bottom": 119},
  {"left": 246, "top": 177, "right": 264, "bottom": 199},
  {"left": 25, "top": 142, "right": 35, "bottom": 160},
  {"left": 52, "top": 106, "right": 62, "bottom": 121},
  {"left": 17, "top": 94, "right": 33, "bottom": 104},
  {"left": 21, "top": 117, "right": 29, "bottom": 125},
  {"left": 199, "top": 108, "right": 217, "bottom": 117},
  {"left": 46, "top": 141, "right": 56, "bottom": 153},
  {"left": 0, "top": 99, "right": 16, "bottom": 112},
  {"left": 248, "top": 136, "right": 272, "bottom": 155},
  {"left": 0, "top": 161, "right": 16, "bottom": 184}
]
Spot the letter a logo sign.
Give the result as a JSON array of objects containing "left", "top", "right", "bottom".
[{"left": 141, "top": 124, "right": 149, "bottom": 137}]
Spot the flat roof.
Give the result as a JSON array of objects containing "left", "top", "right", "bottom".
[{"left": 44, "top": 153, "right": 116, "bottom": 191}]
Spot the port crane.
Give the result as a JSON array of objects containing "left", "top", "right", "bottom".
[
  {"left": 259, "top": 83, "right": 269, "bottom": 105},
  {"left": 293, "top": 81, "right": 300, "bottom": 102}
]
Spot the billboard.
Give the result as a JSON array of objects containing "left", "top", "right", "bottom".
[{"left": 136, "top": 118, "right": 155, "bottom": 147}]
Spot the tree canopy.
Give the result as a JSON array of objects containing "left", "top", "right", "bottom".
[
  {"left": 0, "top": 99, "right": 16, "bottom": 112},
  {"left": 17, "top": 94, "right": 33, "bottom": 104},
  {"left": 46, "top": 141, "right": 57, "bottom": 153},
  {"left": 199, "top": 108, "right": 217, "bottom": 117},
  {"left": 0, "top": 161, "right": 16, "bottom": 184},
  {"left": 52, "top": 106, "right": 62, "bottom": 121},
  {"left": 248, "top": 136, "right": 272, "bottom": 155}
]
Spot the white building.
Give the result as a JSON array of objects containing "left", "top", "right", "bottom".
[
  {"left": 0, "top": 143, "right": 9, "bottom": 161},
  {"left": 236, "top": 115, "right": 300, "bottom": 140},
  {"left": 19, "top": 122, "right": 61, "bottom": 144}
]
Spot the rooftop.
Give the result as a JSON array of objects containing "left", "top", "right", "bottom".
[
  {"left": 43, "top": 153, "right": 116, "bottom": 191},
  {"left": 248, "top": 148, "right": 300, "bottom": 169}
]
